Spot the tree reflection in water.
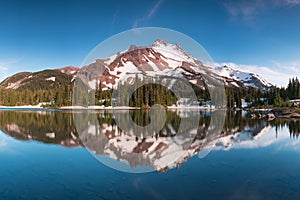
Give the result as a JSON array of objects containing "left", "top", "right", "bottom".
[{"left": 0, "top": 110, "right": 299, "bottom": 172}]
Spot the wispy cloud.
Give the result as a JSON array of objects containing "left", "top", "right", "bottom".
[
  {"left": 0, "top": 57, "right": 22, "bottom": 81},
  {"left": 285, "top": 0, "right": 300, "bottom": 6},
  {"left": 132, "top": 19, "right": 139, "bottom": 29},
  {"left": 271, "top": 59, "right": 300, "bottom": 77},
  {"left": 222, "top": 0, "right": 265, "bottom": 22},
  {"left": 147, "top": 0, "right": 164, "bottom": 19},
  {"left": 132, "top": 0, "right": 164, "bottom": 28},
  {"left": 0, "top": 65, "right": 8, "bottom": 74},
  {"left": 222, "top": 0, "right": 300, "bottom": 23},
  {"left": 0, "top": 67, "right": 8, "bottom": 81},
  {"left": 111, "top": 6, "right": 119, "bottom": 27},
  {"left": 0, "top": 63, "right": 9, "bottom": 80}
]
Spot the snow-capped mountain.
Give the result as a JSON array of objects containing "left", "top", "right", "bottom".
[
  {"left": 77, "top": 39, "right": 213, "bottom": 91},
  {"left": 77, "top": 39, "right": 272, "bottom": 91},
  {"left": 0, "top": 39, "right": 272, "bottom": 91},
  {"left": 215, "top": 64, "right": 272, "bottom": 90}
]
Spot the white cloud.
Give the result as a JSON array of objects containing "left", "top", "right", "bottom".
[
  {"left": 271, "top": 60, "right": 300, "bottom": 73},
  {"left": 270, "top": 60, "right": 300, "bottom": 84}
]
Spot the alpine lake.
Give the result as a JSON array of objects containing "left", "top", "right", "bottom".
[{"left": 1, "top": 108, "right": 300, "bottom": 200}]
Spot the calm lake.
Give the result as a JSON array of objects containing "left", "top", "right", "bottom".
[{"left": 1, "top": 109, "right": 300, "bottom": 200}]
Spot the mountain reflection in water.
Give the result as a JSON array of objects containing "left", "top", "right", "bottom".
[{"left": 0, "top": 110, "right": 299, "bottom": 172}]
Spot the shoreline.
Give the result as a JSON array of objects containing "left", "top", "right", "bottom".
[
  {"left": 1, "top": 105, "right": 299, "bottom": 120},
  {"left": 247, "top": 107, "right": 300, "bottom": 120},
  {"left": 0, "top": 104, "right": 216, "bottom": 111}
]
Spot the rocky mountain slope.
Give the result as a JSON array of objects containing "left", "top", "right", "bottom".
[
  {"left": 215, "top": 65, "right": 272, "bottom": 90},
  {"left": 0, "top": 40, "right": 272, "bottom": 92},
  {"left": 76, "top": 39, "right": 272, "bottom": 91},
  {"left": 0, "top": 66, "right": 78, "bottom": 91}
]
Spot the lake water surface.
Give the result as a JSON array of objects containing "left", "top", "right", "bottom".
[{"left": 1, "top": 109, "right": 300, "bottom": 200}]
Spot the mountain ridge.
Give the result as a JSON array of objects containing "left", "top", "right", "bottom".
[{"left": 0, "top": 39, "right": 272, "bottom": 92}]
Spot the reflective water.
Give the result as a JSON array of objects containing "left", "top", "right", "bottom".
[{"left": 1, "top": 110, "right": 300, "bottom": 199}]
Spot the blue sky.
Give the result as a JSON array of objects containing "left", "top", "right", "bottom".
[{"left": 0, "top": 0, "right": 300, "bottom": 86}]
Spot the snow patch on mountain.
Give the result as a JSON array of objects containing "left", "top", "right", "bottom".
[
  {"left": 214, "top": 62, "right": 272, "bottom": 89},
  {"left": 59, "top": 66, "right": 79, "bottom": 75},
  {"left": 152, "top": 39, "right": 197, "bottom": 66},
  {"left": 0, "top": 39, "right": 273, "bottom": 92},
  {"left": 85, "top": 40, "right": 272, "bottom": 91},
  {"left": 6, "top": 80, "right": 23, "bottom": 89},
  {"left": 46, "top": 77, "right": 56, "bottom": 82}
]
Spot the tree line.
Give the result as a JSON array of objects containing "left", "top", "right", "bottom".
[
  {"left": 1, "top": 76, "right": 299, "bottom": 108},
  {"left": 225, "top": 77, "right": 300, "bottom": 108},
  {"left": 0, "top": 85, "right": 72, "bottom": 107}
]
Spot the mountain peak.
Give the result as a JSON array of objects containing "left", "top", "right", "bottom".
[
  {"left": 153, "top": 39, "right": 183, "bottom": 51},
  {"left": 128, "top": 44, "right": 138, "bottom": 51},
  {"left": 0, "top": 40, "right": 273, "bottom": 93},
  {"left": 153, "top": 39, "right": 169, "bottom": 47}
]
